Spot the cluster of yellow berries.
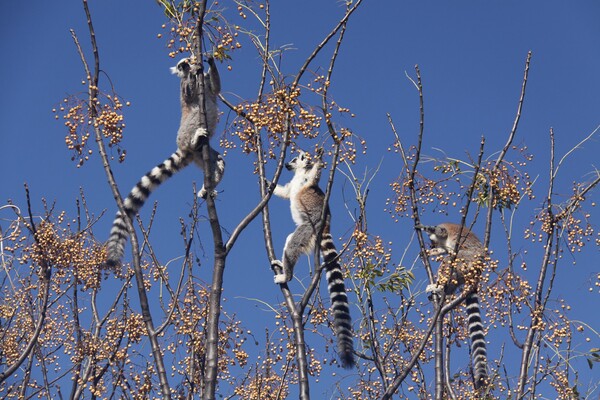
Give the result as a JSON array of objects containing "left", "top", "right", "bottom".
[
  {"left": 59, "top": 101, "right": 91, "bottom": 167},
  {"left": 387, "top": 173, "right": 448, "bottom": 219},
  {"left": 96, "top": 102, "right": 126, "bottom": 147},
  {"left": 157, "top": 5, "right": 242, "bottom": 63},
  {"left": 563, "top": 212, "right": 594, "bottom": 254},
  {"left": 527, "top": 193, "right": 594, "bottom": 258},
  {"left": 55, "top": 92, "right": 129, "bottom": 167},
  {"left": 22, "top": 220, "right": 106, "bottom": 290},
  {"left": 231, "top": 88, "right": 321, "bottom": 158},
  {"left": 482, "top": 162, "right": 526, "bottom": 209}
]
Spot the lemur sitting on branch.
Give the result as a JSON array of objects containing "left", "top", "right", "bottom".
[{"left": 417, "top": 222, "right": 488, "bottom": 390}]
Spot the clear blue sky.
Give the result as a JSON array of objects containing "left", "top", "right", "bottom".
[{"left": 1, "top": 1, "right": 599, "bottom": 397}]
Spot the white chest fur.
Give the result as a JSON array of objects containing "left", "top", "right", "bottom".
[{"left": 288, "top": 175, "right": 309, "bottom": 226}]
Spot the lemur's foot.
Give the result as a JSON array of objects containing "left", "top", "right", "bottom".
[
  {"left": 191, "top": 127, "right": 209, "bottom": 150},
  {"left": 426, "top": 284, "right": 443, "bottom": 295},
  {"left": 198, "top": 187, "right": 218, "bottom": 199},
  {"left": 271, "top": 260, "right": 289, "bottom": 284},
  {"left": 426, "top": 283, "right": 443, "bottom": 300}
]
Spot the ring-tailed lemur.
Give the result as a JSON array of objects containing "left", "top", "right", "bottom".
[
  {"left": 105, "top": 57, "right": 224, "bottom": 268},
  {"left": 270, "top": 150, "right": 354, "bottom": 368},
  {"left": 416, "top": 222, "right": 488, "bottom": 390}
]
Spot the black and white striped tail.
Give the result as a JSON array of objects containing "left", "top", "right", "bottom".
[
  {"left": 466, "top": 292, "right": 488, "bottom": 390},
  {"left": 105, "top": 150, "right": 193, "bottom": 267},
  {"left": 321, "top": 232, "right": 354, "bottom": 369}
]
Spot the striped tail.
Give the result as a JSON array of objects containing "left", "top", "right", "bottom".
[
  {"left": 466, "top": 292, "right": 488, "bottom": 390},
  {"left": 321, "top": 232, "right": 354, "bottom": 369},
  {"left": 105, "top": 150, "right": 193, "bottom": 267}
]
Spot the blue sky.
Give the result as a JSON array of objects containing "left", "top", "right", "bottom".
[{"left": 1, "top": 1, "right": 599, "bottom": 397}]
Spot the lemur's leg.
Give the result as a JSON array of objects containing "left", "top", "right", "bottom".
[
  {"left": 426, "top": 259, "right": 466, "bottom": 297},
  {"left": 193, "top": 146, "right": 225, "bottom": 199},
  {"left": 209, "top": 148, "right": 225, "bottom": 196},
  {"left": 273, "top": 223, "right": 315, "bottom": 284},
  {"left": 206, "top": 56, "right": 221, "bottom": 94}
]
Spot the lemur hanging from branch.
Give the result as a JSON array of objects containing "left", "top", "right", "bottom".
[
  {"left": 417, "top": 222, "right": 488, "bottom": 390},
  {"left": 106, "top": 56, "right": 224, "bottom": 268},
  {"left": 270, "top": 149, "right": 355, "bottom": 369}
]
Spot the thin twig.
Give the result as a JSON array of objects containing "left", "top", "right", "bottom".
[
  {"left": 290, "top": 0, "right": 363, "bottom": 89},
  {"left": 444, "top": 337, "right": 458, "bottom": 400},
  {"left": 384, "top": 65, "right": 441, "bottom": 399},
  {"left": 408, "top": 66, "right": 435, "bottom": 283},
  {"left": 516, "top": 127, "right": 556, "bottom": 398},
  {"left": 552, "top": 124, "right": 600, "bottom": 180},
  {"left": 494, "top": 51, "right": 531, "bottom": 168},
  {"left": 0, "top": 186, "right": 51, "bottom": 384}
]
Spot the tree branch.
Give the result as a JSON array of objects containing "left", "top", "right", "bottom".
[
  {"left": 494, "top": 51, "right": 531, "bottom": 168},
  {"left": 72, "top": 1, "right": 171, "bottom": 397},
  {"left": 0, "top": 186, "right": 51, "bottom": 384}
]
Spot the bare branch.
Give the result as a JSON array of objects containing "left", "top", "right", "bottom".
[
  {"left": 516, "top": 127, "right": 556, "bottom": 398},
  {"left": 406, "top": 65, "right": 436, "bottom": 284},
  {"left": 0, "top": 186, "right": 51, "bottom": 384},
  {"left": 72, "top": 1, "right": 172, "bottom": 396},
  {"left": 381, "top": 302, "right": 444, "bottom": 400},
  {"left": 291, "top": 0, "right": 363, "bottom": 89},
  {"left": 494, "top": 51, "right": 531, "bottom": 168},
  {"left": 552, "top": 124, "right": 600, "bottom": 180}
]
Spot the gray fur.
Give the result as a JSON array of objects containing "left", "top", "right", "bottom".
[
  {"left": 173, "top": 57, "right": 224, "bottom": 198},
  {"left": 417, "top": 223, "right": 488, "bottom": 390},
  {"left": 106, "top": 57, "right": 223, "bottom": 268},
  {"left": 272, "top": 151, "right": 354, "bottom": 368},
  {"left": 281, "top": 223, "right": 318, "bottom": 281}
]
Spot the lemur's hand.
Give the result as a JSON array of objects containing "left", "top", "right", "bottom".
[
  {"left": 264, "top": 178, "right": 272, "bottom": 189},
  {"left": 206, "top": 55, "right": 215, "bottom": 67},
  {"left": 315, "top": 147, "right": 324, "bottom": 159},
  {"left": 189, "top": 62, "right": 202, "bottom": 76}
]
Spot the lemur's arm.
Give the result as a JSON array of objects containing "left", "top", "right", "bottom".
[
  {"left": 273, "top": 182, "right": 291, "bottom": 199},
  {"left": 182, "top": 68, "right": 198, "bottom": 103},
  {"left": 427, "top": 247, "right": 448, "bottom": 257},
  {"left": 206, "top": 56, "right": 221, "bottom": 95},
  {"left": 262, "top": 176, "right": 291, "bottom": 198},
  {"left": 306, "top": 148, "right": 324, "bottom": 184}
]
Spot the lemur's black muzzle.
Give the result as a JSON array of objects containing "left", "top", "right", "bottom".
[{"left": 416, "top": 224, "right": 435, "bottom": 233}]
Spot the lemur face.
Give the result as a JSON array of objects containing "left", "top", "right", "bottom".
[
  {"left": 285, "top": 151, "right": 310, "bottom": 171},
  {"left": 170, "top": 58, "right": 192, "bottom": 78},
  {"left": 432, "top": 226, "right": 448, "bottom": 243},
  {"left": 416, "top": 224, "right": 448, "bottom": 244}
]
